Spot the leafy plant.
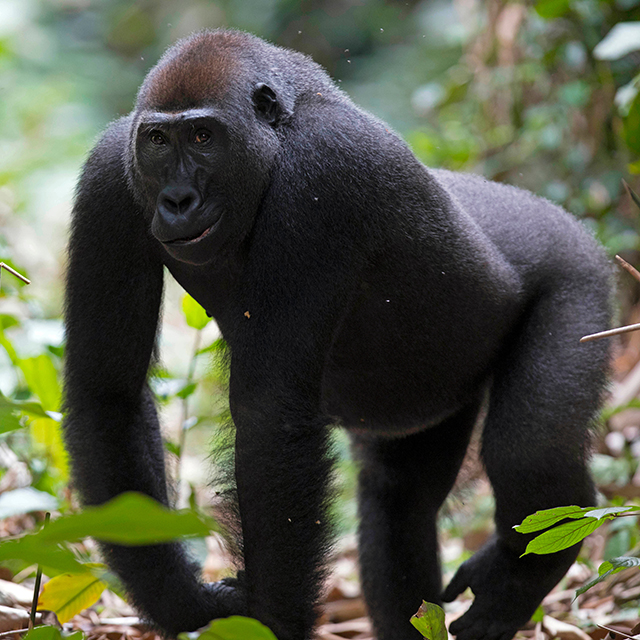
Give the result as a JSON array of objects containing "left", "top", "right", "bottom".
[{"left": 515, "top": 504, "right": 640, "bottom": 595}]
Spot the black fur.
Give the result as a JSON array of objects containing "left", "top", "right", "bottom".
[{"left": 63, "top": 29, "right": 612, "bottom": 640}]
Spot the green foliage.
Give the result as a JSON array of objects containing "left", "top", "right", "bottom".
[
  {"left": 576, "top": 556, "right": 640, "bottom": 596},
  {"left": 516, "top": 505, "right": 640, "bottom": 596},
  {"left": 38, "top": 568, "right": 108, "bottom": 624},
  {"left": 178, "top": 617, "right": 278, "bottom": 640},
  {"left": 514, "top": 505, "right": 593, "bottom": 533},
  {"left": 516, "top": 505, "right": 640, "bottom": 556},
  {"left": 182, "top": 293, "right": 211, "bottom": 331},
  {"left": 410, "top": 601, "right": 447, "bottom": 640},
  {"left": 24, "top": 627, "right": 84, "bottom": 640},
  {"left": 0, "top": 492, "right": 218, "bottom": 574}
]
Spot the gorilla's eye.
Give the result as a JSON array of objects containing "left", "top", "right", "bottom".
[
  {"left": 149, "top": 131, "right": 166, "bottom": 145},
  {"left": 194, "top": 130, "right": 211, "bottom": 144}
]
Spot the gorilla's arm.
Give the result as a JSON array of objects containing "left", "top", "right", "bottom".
[{"left": 63, "top": 118, "right": 242, "bottom": 633}]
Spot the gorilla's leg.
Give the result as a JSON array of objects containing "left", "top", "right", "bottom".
[
  {"left": 353, "top": 398, "right": 482, "bottom": 640},
  {"left": 444, "top": 281, "right": 609, "bottom": 640}
]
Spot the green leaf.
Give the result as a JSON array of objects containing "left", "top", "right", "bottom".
[
  {"left": 176, "top": 382, "right": 198, "bottom": 399},
  {"left": 531, "top": 606, "right": 544, "bottom": 623},
  {"left": 594, "top": 22, "right": 640, "bottom": 60},
  {"left": 23, "top": 627, "right": 84, "bottom": 640},
  {"left": 0, "top": 538, "right": 88, "bottom": 574},
  {"left": 18, "top": 354, "right": 61, "bottom": 411},
  {"left": 38, "top": 569, "right": 107, "bottom": 623},
  {"left": 24, "top": 627, "right": 64, "bottom": 640},
  {"left": 32, "top": 492, "right": 217, "bottom": 545},
  {"left": 410, "top": 601, "right": 447, "bottom": 640},
  {"left": 182, "top": 294, "right": 210, "bottom": 331},
  {"left": 514, "top": 506, "right": 591, "bottom": 534},
  {"left": 179, "top": 616, "right": 278, "bottom": 640},
  {"left": 522, "top": 517, "right": 603, "bottom": 556},
  {"left": 534, "top": 0, "right": 571, "bottom": 19},
  {"left": 0, "top": 487, "right": 59, "bottom": 519},
  {"left": 576, "top": 556, "right": 640, "bottom": 596}
]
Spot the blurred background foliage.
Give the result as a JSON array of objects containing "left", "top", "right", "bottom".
[{"left": 0, "top": 0, "right": 639, "bottom": 553}]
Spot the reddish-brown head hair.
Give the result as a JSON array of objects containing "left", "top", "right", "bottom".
[{"left": 136, "top": 30, "right": 258, "bottom": 112}]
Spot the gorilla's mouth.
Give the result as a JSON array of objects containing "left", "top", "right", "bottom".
[{"left": 164, "top": 224, "right": 214, "bottom": 245}]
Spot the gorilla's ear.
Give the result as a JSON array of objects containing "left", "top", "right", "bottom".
[{"left": 253, "top": 83, "right": 282, "bottom": 125}]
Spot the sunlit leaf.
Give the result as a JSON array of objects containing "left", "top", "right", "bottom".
[
  {"left": 182, "top": 294, "right": 210, "bottom": 331},
  {"left": 522, "top": 517, "right": 603, "bottom": 555},
  {"left": 32, "top": 492, "right": 217, "bottom": 545},
  {"left": 19, "top": 355, "right": 61, "bottom": 411},
  {"left": 410, "top": 601, "right": 447, "bottom": 640},
  {"left": 514, "top": 506, "right": 591, "bottom": 534},
  {"left": 0, "top": 538, "right": 87, "bottom": 574},
  {"left": 38, "top": 569, "right": 107, "bottom": 623}
]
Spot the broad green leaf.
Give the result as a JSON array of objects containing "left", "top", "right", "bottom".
[
  {"left": 410, "top": 601, "right": 447, "bottom": 640},
  {"left": 514, "top": 506, "right": 591, "bottom": 534},
  {"left": 0, "top": 538, "right": 87, "bottom": 574},
  {"left": 594, "top": 22, "right": 640, "bottom": 60},
  {"left": 182, "top": 294, "right": 210, "bottom": 331},
  {"left": 0, "top": 393, "right": 24, "bottom": 433},
  {"left": 0, "top": 487, "right": 58, "bottom": 519},
  {"left": 19, "top": 355, "right": 61, "bottom": 411},
  {"left": 38, "top": 570, "right": 107, "bottom": 623},
  {"left": 24, "top": 627, "right": 63, "bottom": 640},
  {"left": 584, "top": 506, "right": 638, "bottom": 519},
  {"left": 179, "top": 616, "right": 278, "bottom": 640},
  {"left": 522, "top": 517, "right": 603, "bottom": 556},
  {"left": 34, "top": 492, "right": 217, "bottom": 545},
  {"left": 534, "top": 0, "right": 571, "bottom": 19},
  {"left": 24, "top": 627, "right": 84, "bottom": 640}
]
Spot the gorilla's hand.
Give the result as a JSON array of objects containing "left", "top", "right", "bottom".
[{"left": 443, "top": 537, "right": 579, "bottom": 640}]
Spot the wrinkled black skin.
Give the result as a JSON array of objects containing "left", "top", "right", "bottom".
[{"left": 63, "top": 30, "right": 611, "bottom": 640}]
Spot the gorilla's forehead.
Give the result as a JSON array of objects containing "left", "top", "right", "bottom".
[
  {"left": 137, "top": 32, "right": 257, "bottom": 111},
  {"left": 139, "top": 51, "right": 238, "bottom": 111}
]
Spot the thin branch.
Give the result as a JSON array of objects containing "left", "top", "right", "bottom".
[
  {"left": 616, "top": 255, "right": 640, "bottom": 284},
  {"left": 0, "top": 629, "right": 29, "bottom": 639},
  {"left": 598, "top": 624, "right": 640, "bottom": 640},
  {"left": 581, "top": 253, "right": 640, "bottom": 342},
  {"left": 29, "top": 513, "right": 50, "bottom": 630},
  {"left": 0, "top": 262, "right": 30, "bottom": 285},
  {"left": 581, "top": 323, "right": 640, "bottom": 343}
]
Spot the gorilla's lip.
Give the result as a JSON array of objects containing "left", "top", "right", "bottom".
[{"left": 164, "top": 223, "right": 215, "bottom": 246}]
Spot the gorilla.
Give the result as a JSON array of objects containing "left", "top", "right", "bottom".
[{"left": 63, "top": 29, "right": 611, "bottom": 640}]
